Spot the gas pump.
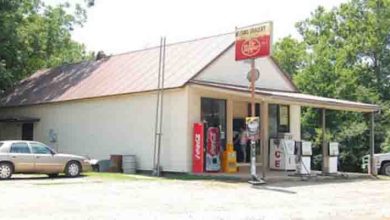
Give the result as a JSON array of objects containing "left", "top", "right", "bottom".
[
  {"left": 269, "top": 138, "right": 296, "bottom": 171},
  {"left": 327, "top": 142, "right": 339, "bottom": 173},
  {"left": 295, "top": 141, "right": 312, "bottom": 175}
]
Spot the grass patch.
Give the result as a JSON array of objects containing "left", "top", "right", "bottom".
[
  {"left": 162, "top": 173, "right": 242, "bottom": 182},
  {"left": 85, "top": 172, "right": 156, "bottom": 181},
  {"left": 85, "top": 172, "right": 244, "bottom": 184},
  {"left": 34, "top": 181, "right": 102, "bottom": 186}
]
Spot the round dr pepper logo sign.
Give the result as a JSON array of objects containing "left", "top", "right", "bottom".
[
  {"left": 241, "top": 39, "right": 261, "bottom": 57},
  {"left": 235, "top": 22, "right": 272, "bottom": 61}
]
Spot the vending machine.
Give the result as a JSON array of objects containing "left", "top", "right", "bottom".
[
  {"left": 270, "top": 138, "right": 296, "bottom": 170},
  {"left": 295, "top": 141, "right": 312, "bottom": 175},
  {"left": 205, "top": 126, "right": 222, "bottom": 172},
  {"left": 192, "top": 123, "right": 204, "bottom": 173}
]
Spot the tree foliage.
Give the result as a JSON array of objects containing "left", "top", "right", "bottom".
[
  {"left": 0, "top": 0, "right": 93, "bottom": 91},
  {"left": 273, "top": 0, "right": 390, "bottom": 171},
  {"left": 272, "top": 36, "right": 306, "bottom": 76}
]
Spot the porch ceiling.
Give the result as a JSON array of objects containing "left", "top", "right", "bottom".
[{"left": 190, "top": 81, "right": 380, "bottom": 113}]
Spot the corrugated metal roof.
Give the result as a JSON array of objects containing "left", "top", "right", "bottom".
[
  {"left": 0, "top": 33, "right": 234, "bottom": 107},
  {"left": 190, "top": 81, "right": 380, "bottom": 112}
]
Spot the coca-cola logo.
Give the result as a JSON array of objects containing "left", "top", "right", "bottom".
[{"left": 194, "top": 134, "right": 201, "bottom": 160}]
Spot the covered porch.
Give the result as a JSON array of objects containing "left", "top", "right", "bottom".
[{"left": 189, "top": 81, "right": 380, "bottom": 179}]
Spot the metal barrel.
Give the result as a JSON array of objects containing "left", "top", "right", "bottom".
[{"left": 122, "top": 155, "right": 136, "bottom": 174}]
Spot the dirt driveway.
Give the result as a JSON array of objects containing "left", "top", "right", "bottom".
[{"left": 1, "top": 174, "right": 390, "bottom": 220}]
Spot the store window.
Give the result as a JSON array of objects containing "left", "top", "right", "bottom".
[
  {"left": 278, "top": 105, "right": 290, "bottom": 133},
  {"left": 269, "top": 104, "right": 290, "bottom": 137},
  {"left": 201, "top": 98, "right": 227, "bottom": 149}
]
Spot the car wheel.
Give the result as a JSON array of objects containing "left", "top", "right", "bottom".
[
  {"left": 47, "top": 173, "right": 59, "bottom": 178},
  {"left": 65, "top": 161, "right": 81, "bottom": 177},
  {"left": 380, "top": 162, "right": 390, "bottom": 176},
  {"left": 0, "top": 162, "right": 13, "bottom": 180}
]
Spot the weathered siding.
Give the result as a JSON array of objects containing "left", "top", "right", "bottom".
[{"left": 0, "top": 88, "right": 190, "bottom": 172}]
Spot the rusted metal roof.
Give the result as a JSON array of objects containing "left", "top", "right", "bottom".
[
  {"left": 0, "top": 33, "right": 234, "bottom": 107},
  {"left": 190, "top": 81, "right": 380, "bottom": 112}
]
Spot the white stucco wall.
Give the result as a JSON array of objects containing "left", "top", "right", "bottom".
[
  {"left": 0, "top": 85, "right": 302, "bottom": 173},
  {"left": 0, "top": 88, "right": 190, "bottom": 172}
]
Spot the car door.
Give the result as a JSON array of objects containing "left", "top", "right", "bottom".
[
  {"left": 30, "top": 142, "right": 63, "bottom": 173},
  {"left": 9, "top": 142, "right": 35, "bottom": 173}
]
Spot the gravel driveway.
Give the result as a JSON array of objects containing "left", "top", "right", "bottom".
[{"left": 1, "top": 174, "right": 390, "bottom": 220}]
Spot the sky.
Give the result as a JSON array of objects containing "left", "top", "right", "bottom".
[{"left": 46, "top": 0, "right": 348, "bottom": 55}]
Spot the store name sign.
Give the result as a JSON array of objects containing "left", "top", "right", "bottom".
[{"left": 235, "top": 22, "right": 272, "bottom": 61}]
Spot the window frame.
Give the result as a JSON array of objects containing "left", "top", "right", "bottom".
[
  {"left": 30, "top": 142, "right": 54, "bottom": 155},
  {"left": 277, "top": 105, "right": 290, "bottom": 133},
  {"left": 10, "top": 142, "right": 32, "bottom": 154}
]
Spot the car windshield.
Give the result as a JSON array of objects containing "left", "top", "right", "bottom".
[{"left": 0, "top": 142, "right": 3, "bottom": 148}]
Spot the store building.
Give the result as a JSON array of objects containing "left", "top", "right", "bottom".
[{"left": 0, "top": 33, "right": 379, "bottom": 175}]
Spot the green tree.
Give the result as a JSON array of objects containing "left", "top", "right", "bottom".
[
  {"left": 273, "top": 0, "right": 390, "bottom": 171},
  {"left": 0, "top": 0, "right": 93, "bottom": 91},
  {"left": 272, "top": 36, "right": 306, "bottom": 77}
]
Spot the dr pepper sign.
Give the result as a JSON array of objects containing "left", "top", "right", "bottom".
[{"left": 235, "top": 22, "right": 272, "bottom": 61}]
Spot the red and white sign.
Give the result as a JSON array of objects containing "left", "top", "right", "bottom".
[
  {"left": 235, "top": 22, "right": 272, "bottom": 61},
  {"left": 205, "top": 127, "right": 221, "bottom": 172},
  {"left": 192, "top": 123, "right": 204, "bottom": 173},
  {"left": 207, "top": 127, "right": 220, "bottom": 156}
]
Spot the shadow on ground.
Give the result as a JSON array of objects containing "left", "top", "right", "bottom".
[
  {"left": 160, "top": 172, "right": 387, "bottom": 188},
  {"left": 3, "top": 174, "right": 87, "bottom": 181}
]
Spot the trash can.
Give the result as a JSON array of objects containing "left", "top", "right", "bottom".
[{"left": 122, "top": 155, "right": 136, "bottom": 174}]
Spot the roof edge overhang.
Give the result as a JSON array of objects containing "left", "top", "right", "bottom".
[
  {"left": 0, "top": 116, "right": 40, "bottom": 123},
  {"left": 0, "top": 86, "right": 186, "bottom": 108},
  {"left": 189, "top": 81, "right": 380, "bottom": 113}
]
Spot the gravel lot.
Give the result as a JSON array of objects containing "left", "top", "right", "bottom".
[{"left": 1, "top": 174, "right": 390, "bottom": 220}]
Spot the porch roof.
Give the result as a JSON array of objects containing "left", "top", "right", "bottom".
[
  {"left": 190, "top": 81, "right": 380, "bottom": 113},
  {"left": 0, "top": 116, "right": 40, "bottom": 123}
]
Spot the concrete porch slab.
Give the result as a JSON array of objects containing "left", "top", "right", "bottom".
[{"left": 192, "top": 167, "right": 374, "bottom": 183}]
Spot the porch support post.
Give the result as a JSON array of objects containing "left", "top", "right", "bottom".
[
  {"left": 261, "top": 102, "right": 269, "bottom": 179},
  {"left": 369, "top": 112, "right": 376, "bottom": 176},
  {"left": 321, "top": 109, "right": 328, "bottom": 174},
  {"left": 226, "top": 99, "right": 234, "bottom": 147}
]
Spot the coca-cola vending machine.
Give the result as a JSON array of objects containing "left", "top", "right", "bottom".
[
  {"left": 192, "top": 123, "right": 222, "bottom": 173},
  {"left": 205, "top": 126, "right": 221, "bottom": 172},
  {"left": 192, "top": 123, "right": 204, "bottom": 173}
]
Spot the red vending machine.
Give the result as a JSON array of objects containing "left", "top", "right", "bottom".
[
  {"left": 192, "top": 123, "right": 204, "bottom": 173},
  {"left": 205, "top": 127, "right": 221, "bottom": 172}
]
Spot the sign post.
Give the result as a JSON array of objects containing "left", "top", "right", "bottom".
[{"left": 236, "top": 22, "right": 272, "bottom": 185}]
